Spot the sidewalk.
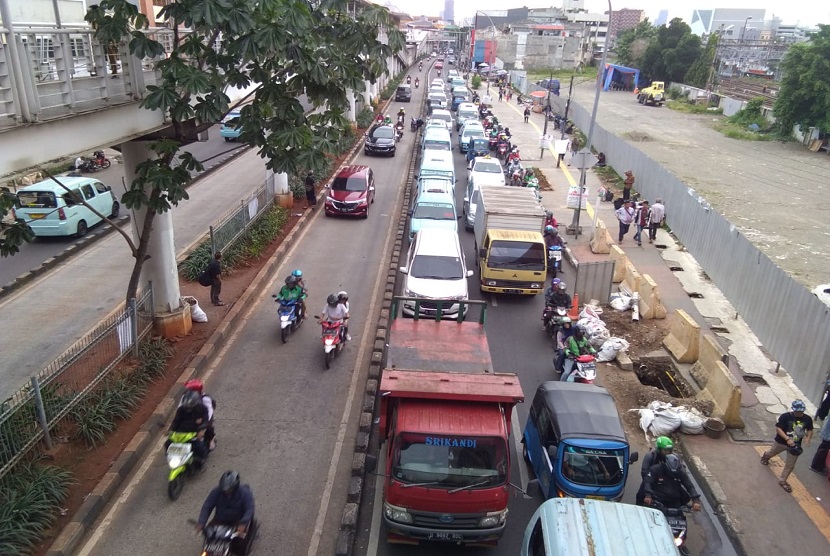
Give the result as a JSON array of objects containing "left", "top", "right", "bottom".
[{"left": 483, "top": 96, "right": 830, "bottom": 554}]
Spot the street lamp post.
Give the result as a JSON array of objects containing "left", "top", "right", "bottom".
[{"left": 741, "top": 16, "right": 752, "bottom": 42}]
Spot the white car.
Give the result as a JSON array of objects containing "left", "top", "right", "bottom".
[
  {"left": 429, "top": 108, "right": 454, "bottom": 133},
  {"left": 469, "top": 156, "right": 505, "bottom": 187},
  {"left": 429, "top": 85, "right": 445, "bottom": 96},
  {"left": 458, "top": 121, "right": 485, "bottom": 152},
  {"left": 399, "top": 228, "right": 474, "bottom": 319},
  {"left": 431, "top": 79, "right": 445, "bottom": 89}
]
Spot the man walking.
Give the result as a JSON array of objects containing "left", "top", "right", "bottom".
[
  {"left": 207, "top": 252, "right": 224, "bottom": 306},
  {"left": 615, "top": 200, "right": 635, "bottom": 243},
  {"left": 649, "top": 198, "right": 665, "bottom": 243},
  {"left": 623, "top": 170, "right": 635, "bottom": 201},
  {"left": 304, "top": 171, "right": 317, "bottom": 210},
  {"left": 498, "top": 88, "right": 504, "bottom": 102},
  {"left": 809, "top": 416, "right": 830, "bottom": 475},
  {"left": 567, "top": 137, "right": 579, "bottom": 166},
  {"left": 633, "top": 200, "right": 650, "bottom": 246},
  {"left": 523, "top": 106, "right": 530, "bottom": 123},
  {"left": 761, "top": 400, "right": 813, "bottom": 492}
]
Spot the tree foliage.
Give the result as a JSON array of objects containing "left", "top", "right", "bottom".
[
  {"left": 773, "top": 25, "right": 830, "bottom": 135},
  {"left": 0, "top": 0, "right": 403, "bottom": 304},
  {"left": 640, "top": 18, "right": 702, "bottom": 84},
  {"left": 685, "top": 32, "right": 718, "bottom": 89},
  {"left": 614, "top": 19, "right": 655, "bottom": 69}
]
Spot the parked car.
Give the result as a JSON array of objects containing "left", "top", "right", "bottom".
[
  {"left": 14, "top": 177, "right": 119, "bottom": 238},
  {"left": 364, "top": 124, "right": 396, "bottom": 157},
  {"left": 324, "top": 165, "right": 375, "bottom": 219},
  {"left": 399, "top": 228, "right": 473, "bottom": 319},
  {"left": 220, "top": 110, "right": 242, "bottom": 141},
  {"left": 395, "top": 84, "right": 412, "bottom": 102}
]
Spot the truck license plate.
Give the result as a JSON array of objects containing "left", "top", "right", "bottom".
[
  {"left": 503, "top": 289, "right": 523, "bottom": 294},
  {"left": 428, "top": 532, "right": 464, "bottom": 542}
]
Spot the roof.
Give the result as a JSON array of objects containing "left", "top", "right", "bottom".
[
  {"left": 334, "top": 165, "right": 370, "bottom": 179},
  {"left": 386, "top": 318, "right": 493, "bottom": 374},
  {"left": 478, "top": 185, "right": 547, "bottom": 216},
  {"left": 487, "top": 229, "right": 542, "bottom": 242},
  {"left": 396, "top": 399, "right": 507, "bottom": 437},
  {"left": 535, "top": 382, "right": 627, "bottom": 442},
  {"left": 19, "top": 176, "right": 100, "bottom": 192},
  {"left": 381, "top": 369, "right": 524, "bottom": 405}
]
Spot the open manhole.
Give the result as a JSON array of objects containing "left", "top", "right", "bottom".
[
  {"left": 743, "top": 375, "right": 769, "bottom": 386},
  {"left": 710, "top": 325, "right": 729, "bottom": 333},
  {"left": 655, "top": 244, "right": 668, "bottom": 249},
  {"left": 669, "top": 266, "right": 684, "bottom": 272},
  {"left": 636, "top": 365, "right": 694, "bottom": 398},
  {"left": 688, "top": 292, "right": 704, "bottom": 298}
]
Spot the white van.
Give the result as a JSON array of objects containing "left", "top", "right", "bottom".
[
  {"left": 428, "top": 109, "right": 454, "bottom": 134},
  {"left": 418, "top": 150, "right": 456, "bottom": 192},
  {"left": 456, "top": 102, "right": 479, "bottom": 130},
  {"left": 420, "top": 126, "right": 452, "bottom": 154}
]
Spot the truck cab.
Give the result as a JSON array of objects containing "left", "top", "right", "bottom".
[
  {"left": 637, "top": 81, "right": 665, "bottom": 106},
  {"left": 376, "top": 299, "right": 524, "bottom": 545}
]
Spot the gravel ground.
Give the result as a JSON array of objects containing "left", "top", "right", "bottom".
[{"left": 571, "top": 80, "right": 830, "bottom": 288}]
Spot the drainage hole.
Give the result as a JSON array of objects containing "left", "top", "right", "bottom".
[
  {"left": 688, "top": 292, "right": 704, "bottom": 298},
  {"left": 669, "top": 266, "right": 684, "bottom": 272}
]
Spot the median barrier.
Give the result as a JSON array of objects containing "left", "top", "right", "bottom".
[
  {"left": 638, "top": 274, "right": 667, "bottom": 319},
  {"left": 609, "top": 244, "right": 628, "bottom": 283},
  {"left": 663, "top": 309, "right": 700, "bottom": 363},
  {"left": 694, "top": 336, "right": 745, "bottom": 428},
  {"left": 589, "top": 219, "right": 613, "bottom": 254},
  {"left": 619, "top": 260, "right": 643, "bottom": 297},
  {"left": 690, "top": 334, "right": 727, "bottom": 389}
]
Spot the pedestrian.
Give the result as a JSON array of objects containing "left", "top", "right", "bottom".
[
  {"left": 498, "top": 88, "right": 504, "bottom": 102},
  {"left": 816, "top": 377, "right": 830, "bottom": 421},
  {"left": 567, "top": 137, "right": 579, "bottom": 166},
  {"left": 506, "top": 89, "right": 512, "bottom": 102},
  {"left": 809, "top": 416, "right": 830, "bottom": 475},
  {"left": 207, "top": 252, "right": 224, "bottom": 306},
  {"left": 615, "top": 200, "right": 635, "bottom": 243},
  {"left": 523, "top": 106, "right": 530, "bottom": 123},
  {"left": 623, "top": 170, "right": 635, "bottom": 201},
  {"left": 304, "top": 171, "right": 316, "bottom": 210},
  {"left": 633, "top": 200, "right": 650, "bottom": 246},
  {"left": 760, "top": 400, "right": 813, "bottom": 493},
  {"left": 649, "top": 198, "right": 665, "bottom": 243}
]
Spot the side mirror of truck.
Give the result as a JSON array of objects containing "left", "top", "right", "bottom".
[
  {"left": 478, "top": 248, "right": 486, "bottom": 259},
  {"left": 629, "top": 451, "right": 639, "bottom": 465},
  {"left": 364, "top": 454, "right": 378, "bottom": 473},
  {"left": 525, "top": 479, "right": 542, "bottom": 498},
  {"left": 399, "top": 266, "right": 408, "bottom": 274},
  {"left": 547, "top": 445, "right": 558, "bottom": 460}
]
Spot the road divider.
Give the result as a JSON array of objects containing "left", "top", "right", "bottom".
[
  {"left": 663, "top": 308, "right": 701, "bottom": 363},
  {"left": 693, "top": 335, "right": 745, "bottom": 428},
  {"left": 589, "top": 219, "right": 613, "bottom": 254}
]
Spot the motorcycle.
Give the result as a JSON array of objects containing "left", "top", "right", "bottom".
[
  {"left": 542, "top": 305, "right": 568, "bottom": 339},
  {"left": 316, "top": 318, "right": 345, "bottom": 369},
  {"left": 548, "top": 245, "right": 563, "bottom": 278},
  {"left": 273, "top": 297, "right": 302, "bottom": 343},
  {"left": 190, "top": 520, "right": 258, "bottom": 556},
  {"left": 566, "top": 354, "right": 597, "bottom": 384},
  {"left": 507, "top": 146, "right": 521, "bottom": 165},
  {"left": 650, "top": 501, "right": 691, "bottom": 556},
  {"left": 92, "top": 150, "right": 112, "bottom": 170},
  {"left": 497, "top": 140, "right": 509, "bottom": 161},
  {"left": 488, "top": 134, "right": 499, "bottom": 151},
  {"left": 414, "top": 79, "right": 419, "bottom": 89},
  {"left": 410, "top": 117, "right": 417, "bottom": 132},
  {"left": 394, "top": 123, "right": 404, "bottom": 142},
  {"left": 406, "top": 76, "right": 411, "bottom": 84},
  {"left": 166, "top": 431, "right": 203, "bottom": 500}
]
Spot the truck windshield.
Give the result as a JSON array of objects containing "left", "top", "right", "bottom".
[
  {"left": 392, "top": 433, "right": 507, "bottom": 489},
  {"left": 488, "top": 241, "right": 545, "bottom": 271},
  {"left": 561, "top": 445, "right": 625, "bottom": 487}
]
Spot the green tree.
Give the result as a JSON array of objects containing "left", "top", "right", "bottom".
[
  {"left": 685, "top": 32, "right": 718, "bottom": 89},
  {"left": 615, "top": 19, "right": 655, "bottom": 68},
  {"left": 773, "top": 25, "right": 830, "bottom": 136},
  {"left": 0, "top": 0, "right": 403, "bottom": 303},
  {"left": 640, "top": 18, "right": 702, "bottom": 83}
]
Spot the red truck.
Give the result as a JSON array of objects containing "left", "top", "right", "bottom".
[{"left": 374, "top": 297, "right": 524, "bottom": 546}]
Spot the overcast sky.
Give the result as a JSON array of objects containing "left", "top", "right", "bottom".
[{"left": 382, "top": 1, "right": 828, "bottom": 27}]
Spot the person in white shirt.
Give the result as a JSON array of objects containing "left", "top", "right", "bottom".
[
  {"left": 615, "top": 200, "right": 636, "bottom": 243},
  {"left": 320, "top": 294, "right": 349, "bottom": 342},
  {"left": 337, "top": 291, "right": 351, "bottom": 342},
  {"left": 649, "top": 198, "right": 665, "bottom": 244}
]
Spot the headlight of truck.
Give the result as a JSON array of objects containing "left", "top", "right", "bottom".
[
  {"left": 531, "top": 282, "right": 541, "bottom": 289},
  {"left": 478, "top": 509, "right": 508, "bottom": 528},
  {"left": 383, "top": 502, "right": 413, "bottom": 524}
]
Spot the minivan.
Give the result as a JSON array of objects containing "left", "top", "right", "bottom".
[
  {"left": 418, "top": 150, "right": 455, "bottom": 191},
  {"left": 408, "top": 191, "right": 458, "bottom": 242},
  {"left": 420, "top": 126, "right": 452, "bottom": 154},
  {"left": 399, "top": 228, "right": 474, "bottom": 319},
  {"left": 395, "top": 84, "right": 412, "bottom": 102},
  {"left": 428, "top": 109, "right": 453, "bottom": 135},
  {"left": 220, "top": 109, "right": 242, "bottom": 141},
  {"left": 456, "top": 103, "right": 479, "bottom": 130},
  {"left": 14, "top": 177, "right": 119, "bottom": 238}
]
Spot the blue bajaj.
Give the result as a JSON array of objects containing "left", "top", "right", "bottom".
[
  {"left": 522, "top": 382, "right": 638, "bottom": 501},
  {"left": 274, "top": 298, "right": 302, "bottom": 343}
]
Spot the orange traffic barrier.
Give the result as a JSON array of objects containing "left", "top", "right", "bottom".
[{"left": 568, "top": 293, "right": 580, "bottom": 320}]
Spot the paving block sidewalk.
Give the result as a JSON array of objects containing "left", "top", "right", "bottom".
[{"left": 479, "top": 94, "right": 830, "bottom": 554}]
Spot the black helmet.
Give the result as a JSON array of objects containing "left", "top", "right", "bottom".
[
  {"left": 573, "top": 325, "right": 584, "bottom": 336},
  {"left": 664, "top": 454, "right": 682, "bottom": 477},
  {"left": 219, "top": 471, "right": 240, "bottom": 493},
  {"left": 285, "top": 275, "right": 298, "bottom": 287},
  {"left": 327, "top": 294, "right": 339, "bottom": 307},
  {"left": 182, "top": 389, "right": 201, "bottom": 410}
]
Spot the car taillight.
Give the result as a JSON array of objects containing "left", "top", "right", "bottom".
[{"left": 58, "top": 208, "right": 66, "bottom": 220}]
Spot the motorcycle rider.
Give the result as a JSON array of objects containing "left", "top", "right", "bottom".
[
  {"left": 337, "top": 291, "right": 351, "bottom": 342},
  {"left": 319, "top": 293, "right": 349, "bottom": 343},
  {"left": 644, "top": 453, "right": 702, "bottom": 513},
  {"left": 277, "top": 275, "right": 307, "bottom": 321},
  {"left": 561, "top": 325, "right": 596, "bottom": 382},
  {"left": 636, "top": 436, "right": 675, "bottom": 505},
  {"left": 554, "top": 317, "right": 575, "bottom": 372},
  {"left": 544, "top": 225, "right": 565, "bottom": 249},
  {"left": 167, "top": 390, "right": 209, "bottom": 468},
  {"left": 180, "top": 379, "right": 217, "bottom": 451},
  {"left": 196, "top": 471, "right": 256, "bottom": 556},
  {"left": 406, "top": 75, "right": 411, "bottom": 84},
  {"left": 544, "top": 210, "right": 558, "bottom": 230},
  {"left": 545, "top": 280, "right": 571, "bottom": 309},
  {"left": 414, "top": 77, "right": 419, "bottom": 88},
  {"left": 419, "top": 62, "right": 423, "bottom": 72}
]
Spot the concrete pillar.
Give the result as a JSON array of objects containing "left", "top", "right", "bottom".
[
  {"left": 346, "top": 89, "right": 356, "bottom": 123},
  {"left": 122, "top": 140, "right": 182, "bottom": 314},
  {"left": 362, "top": 80, "right": 372, "bottom": 106}
]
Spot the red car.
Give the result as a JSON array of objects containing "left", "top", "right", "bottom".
[
  {"left": 324, "top": 165, "right": 375, "bottom": 219},
  {"left": 435, "top": 60, "right": 444, "bottom": 70}
]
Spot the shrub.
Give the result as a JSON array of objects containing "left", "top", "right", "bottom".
[
  {"left": 471, "top": 75, "right": 482, "bottom": 89},
  {"left": 356, "top": 107, "right": 375, "bottom": 129},
  {"left": 667, "top": 85, "right": 682, "bottom": 100}
]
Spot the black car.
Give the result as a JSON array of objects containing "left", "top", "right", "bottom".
[{"left": 364, "top": 124, "right": 396, "bottom": 157}]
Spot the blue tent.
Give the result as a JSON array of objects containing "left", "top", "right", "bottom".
[{"left": 601, "top": 64, "right": 640, "bottom": 92}]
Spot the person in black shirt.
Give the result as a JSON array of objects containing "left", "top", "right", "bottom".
[
  {"left": 644, "top": 454, "right": 702, "bottom": 512},
  {"left": 207, "top": 252, "right": 224, "bottom": 306},
  {"left": 168, "top": 390, "right": 209, "bottom": 465},
  {"left": 197, "top": 471, "right": 256, "bottom": 556},
  {"left": 760, "top": 400, "right": 813, "bottom": 492},
  {"left": 304, "top": 171, "right": 317, "bottom": 210}
]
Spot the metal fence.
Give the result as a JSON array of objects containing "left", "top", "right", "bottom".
[
  {"left": 209, "top": 173, "right": 278, "bottom": 255},
  {"left": 0, "top": 286, "right": 154, "bottom": 480},
  {"left": 555, "top": 97, "right": 830, "bottom": 403},
  {"left": 574, "top": 260, "right": 615, "bottom": 306}
]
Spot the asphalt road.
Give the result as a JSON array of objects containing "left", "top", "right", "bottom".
[
  {"left": 352, "top": 67, "right": 737, "bottom": 556},
  {"left": 72, "top": 94, "right": 415, "bottom": 554},
  {"left": 0, "top": 125, "right": 246, "bottom": 288}
]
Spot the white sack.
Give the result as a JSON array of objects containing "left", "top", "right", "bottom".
[
  {"left": 183, "top": 296, "right": 209, "bottom": 323},
  {"left": 677, "top": 406, "right": 706, "bottom": 435}
]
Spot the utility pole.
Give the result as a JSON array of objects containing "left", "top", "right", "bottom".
[
  {"left": 540, "top": 68, "right": 553, "bottom": 159},
  {"left": 560, "top": 75, "right": 574, "bottom": 140}
]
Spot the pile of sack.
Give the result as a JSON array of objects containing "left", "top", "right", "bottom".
[
  {"left": 577, "top": 304, "right": 630, "bottom": 362},
  {"left": 631, "top": 401, "right": 706, "bottom": 441}
]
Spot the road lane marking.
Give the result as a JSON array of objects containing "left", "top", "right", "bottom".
[
  {"left": 306, "top": 146, "right": 409, "bottom": 556},
  {"left": 367, "top": 450, "right": 387, "bottom": 555},
  {"left": 511, "top": 406, "right": 530, "bottom": 494},
  {"left": 754, "top": 445, "right": 830, "bottom": 542}
]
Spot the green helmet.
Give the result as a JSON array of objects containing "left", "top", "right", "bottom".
[{"left": 655, "top": 436, "right": 674, "bottom": 451}]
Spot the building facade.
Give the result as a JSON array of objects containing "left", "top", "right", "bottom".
[
  {"left": 608, "top": 8, "right": 645, "bottom": 44},
  {"left": 443, "top": 0, "right": 454, "bottom": 25},
  {"left": 690, "top": 8, "right": 766, "bottom": 38}
]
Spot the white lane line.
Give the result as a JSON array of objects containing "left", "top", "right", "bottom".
[
  {"left": 306, "top": 156, "right": 407, "bottom": 556},
  {"left": 511, "top": 406, "right": 530, "bottom": 496},
  {"left": 366, "top": 449, "right": 387, "bottom": 556},
  {"left": 490, "top": 294, "right": 498, "bottom": 307}
]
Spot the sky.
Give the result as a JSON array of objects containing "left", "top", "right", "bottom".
[{"left": 382, "top": 0, "right": 829, "bottom": 27}]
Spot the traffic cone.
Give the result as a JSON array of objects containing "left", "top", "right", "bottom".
[{"left": 568, "top": 293, "right": 579, "bottom": 320}]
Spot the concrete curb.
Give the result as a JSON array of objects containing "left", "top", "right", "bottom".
[
  {"left": 684, "top": 453, "right": 749, "bottom": 556},
  {"left": 45, "top": 128, "right": 364, "bottom": 556},
  {"left": 334, "top": 89, "right": 423, "bottom": 556}
]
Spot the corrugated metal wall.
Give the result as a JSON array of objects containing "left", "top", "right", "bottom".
[
  {"left": 575, "top": 260, "right": 616, "bottom": 307},
  {"left": 549, "top": 98, "right": 830, "bottom": 402}
]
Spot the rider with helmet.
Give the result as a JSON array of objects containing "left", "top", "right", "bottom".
[
  {"left": 277, "top": 275, "right": 307, "bottom": 320},
  {"left": 168, "top": 389, "right": 209, "bottom": 466},
  {"left": 636, "top": 436, "right": 675, "bottom": 505},
  {"left": 180, "top": 379, "right": 217, "bottom": 451},
  {"left": 561, "top": 325, "right": 596, "bottom": 382},
  {"left": 545, "top": 210, "right": 558, "bottom": 229},
  {"left": 545, "top": 280, "right": 571, "bottom": 311},
  {"left": 554, "top": 317, "right": 575, "bottom": 372},
  {"left": 643, "top": 453, "right": 702, "bottom": 512},
  {"left": 196, "top": 471, "right": 256, "bottom": 556},
  {"left": 544, "top": 225, "right": 565, "bottom": 250},
  {"left": 320, "top": 294, "right": 349, "bottom": 342}
]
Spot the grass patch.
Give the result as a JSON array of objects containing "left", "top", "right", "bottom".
[
  {"left": 667, "top": 100, "right": 722, "bottom": 115},
  {"left": 527, "top": 67, "right": 597, "bottom": 82},
  {"left": 594, "top": 165, "right": 624, "bottom": 189},
  {"left": 713, "top": 121, "right": 774, "bottom": 141}
]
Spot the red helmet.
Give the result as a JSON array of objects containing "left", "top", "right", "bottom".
[{"left": 184, "top": 378, "right": 204, "bottom": 394}]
